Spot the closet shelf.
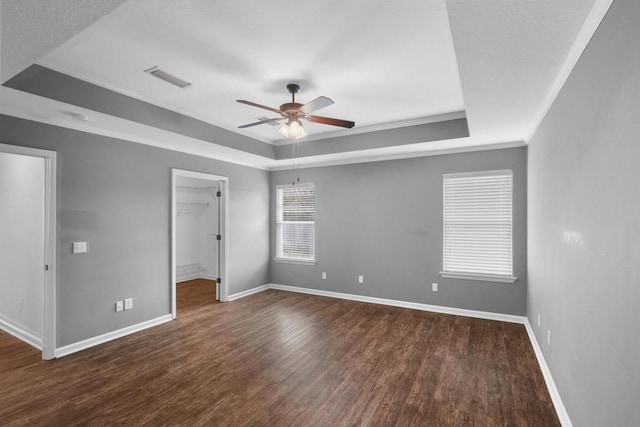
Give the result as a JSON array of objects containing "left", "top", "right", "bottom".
[{"left": 176, "top": 202, "right": 210, "bottom": 215}]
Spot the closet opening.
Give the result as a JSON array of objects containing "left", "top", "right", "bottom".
[
  {"left": 171, "top": 169, "right": 229, "bottom": 318},
  {"left": 0, "top": 143, "right": 56, "bottom": 360}
]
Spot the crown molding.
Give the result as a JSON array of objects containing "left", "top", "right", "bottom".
[{"left": 526, "top": 0, "right": 615, "bottom": 144}]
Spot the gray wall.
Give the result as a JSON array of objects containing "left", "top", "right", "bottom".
[
  {"left": 527, "top": 0, "right": 640, "bottom": 425},
  {"left": 0, "top": 115, "right": 270, "bottom": 347},
  {"left": 270, "top": 147, "right": 527, "bottom": 315}
]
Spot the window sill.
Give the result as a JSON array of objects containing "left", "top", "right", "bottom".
[
  {"left": 440, "top": 272, "right": 517, "bottom": 283},
  {"left": 274, "top": 257, "right": 317, "bottom": 266}
]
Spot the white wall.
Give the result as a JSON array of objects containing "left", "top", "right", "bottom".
[
  {"left": 175, "top": 176, "right": 218, "bottom": 282},
  {"left": 198, "top": 188, "right": 218, "bottom": 279},
  {"left": 0, "top": 151, "right": 45, "bottom": 338}
]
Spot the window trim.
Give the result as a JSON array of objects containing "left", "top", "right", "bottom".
[
  {"left": 275, "top": 183, "right": 316, "bottom": 265},
  {"left": 273, "top": 257, "right": 317, "bottom": 266},
  {"left": 440, "top": 271, "right": 517, "bottom": 283},
  {"left": 440, "top": 169, "right": 517, "bottom": 283}
]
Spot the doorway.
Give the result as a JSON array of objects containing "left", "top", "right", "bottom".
[
  {"left": 171, "top": 169, "right": 228, "bottom": 318},
  {"left": 0, "top": 143, "right": 56, "bottom": 360}
]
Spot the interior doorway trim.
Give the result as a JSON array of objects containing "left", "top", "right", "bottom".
[
  {"left": 171, "top": 169, "right": 229, "bottom": 318},
  {"left": 0, "top": 143, "right": 57, "bottom": 360}
]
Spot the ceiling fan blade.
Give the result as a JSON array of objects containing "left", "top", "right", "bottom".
[
  {"left": 238, "top": 117, "right": 285, "bottom": 128},
  {"left": 237, "top": 100, "right": 283, "bottom": 115},
  {"left": 307, "top": 115, "right": 355, "bottom": 128},
  {"left": 300, "top": 96, "right": 334, "bottom": 114}
]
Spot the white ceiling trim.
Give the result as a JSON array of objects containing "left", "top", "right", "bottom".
[
  {"left": 269, "top": 140, "right": 526, "bottom": 171},
  {"left": 525, "top": 0, "right": 615, "bottom": 144}
]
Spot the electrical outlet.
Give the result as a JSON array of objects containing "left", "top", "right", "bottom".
[
  {"left": 547, "top": 330, "right": 551, "bottom": 346},
  {"left": 115, "top": 300, "right": 124, "bottom": 312},
  {"left": 124, "top": 298, "right": 133, "bottom": 310},
  {"left": 358, "top": 275, "right": 364, "bottom": 284},
  {"left": 537, "top": 314, "right": 541, "bottom": 327},
  {"left": 322, "top": 272, "right": 327, "bottom": 280},
  {"left": 432, "top": 283, "right": 438, "bottom": 292}
]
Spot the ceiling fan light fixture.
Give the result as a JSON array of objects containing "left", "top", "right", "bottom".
[
  {"left": 280, "top": 120, "right": 306, "bottom": 139},
  {"left": 279, "top": 123, "right": 291, "bottom": 138},
  {"left": 290, "top": 120, "right": 306, "bottom": 139},
  {"left": 297, "top": 126, "right": 307, "bottom": 139}
]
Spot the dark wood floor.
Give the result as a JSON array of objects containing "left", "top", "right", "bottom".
[{"left": 0, "top": 280, "right": 559, "bottom": 426}]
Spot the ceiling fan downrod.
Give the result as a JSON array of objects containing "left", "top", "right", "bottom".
[{"left": 286, "top": 83, "right": 300, "bottom": 104}]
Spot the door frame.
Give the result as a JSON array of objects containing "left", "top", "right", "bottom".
[
  {"left": 0, "top": 143, "right": 57, "bottom": 360},
  {"left": 171, "top": 169, "right": 229, "bottom": 318}
]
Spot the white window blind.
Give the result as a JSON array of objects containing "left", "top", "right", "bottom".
[
  {"left": 442, "top": 170, "right": 515, "bottom": 281},
  {"left": 276, "top": 184, "right": 315, "bottom": 262}
]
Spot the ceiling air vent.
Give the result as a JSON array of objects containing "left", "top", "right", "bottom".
[{"left": 144, "top": 66, "right": 192, "bottom": 89}]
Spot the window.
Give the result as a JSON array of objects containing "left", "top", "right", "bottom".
[
  {"left": 276, "top": 184, "right": 316, "bottom": 263},
  {"left": 441, "top": 170, "right": 516, "bottom": 283}
]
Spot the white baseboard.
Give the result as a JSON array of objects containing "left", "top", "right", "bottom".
[
  {"left": 524, "top": 319, "right": 573, "bottom": 427},
  {"left": 177, "top": 275, "right": 217, "bottom": 283},
  {"left": 176, "top": 274, "right": 203, "bottom": 283},
  {"left": 228, "top": 284, "right": 271, "bottom": 301},
  {"left": 55, "top": 314, "right": 173, "bottom": 358},
  {"left": 0, "top": 315, "right": 43, "bottom": 350},
  {"left": 269, "top": 283, "right": 526, "bottom": 324}
]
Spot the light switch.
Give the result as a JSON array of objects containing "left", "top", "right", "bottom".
[{"left": 72, "top": 242, "right": 88, "bottom": 254}]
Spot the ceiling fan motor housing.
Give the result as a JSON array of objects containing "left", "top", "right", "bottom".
[{"left": 279, "top": 102, "right": 304, "bottom": 115}]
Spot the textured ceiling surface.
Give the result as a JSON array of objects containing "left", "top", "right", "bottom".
[
  {"left": 0, "top": 0, "right": 127, "bottom": 83},
  {"left": 0, "top": 0, "right": 604, "bottom": 169}
]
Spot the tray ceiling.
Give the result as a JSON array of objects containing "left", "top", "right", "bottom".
[{"left": 0, "top": 0, "right": 605, "bottom": 169}]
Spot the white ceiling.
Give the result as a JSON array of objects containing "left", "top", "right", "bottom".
[
  {"left": 447, "top": 0, "right": 604, "bottom": 144},
  {"left": 38, "top": 0, "right": 466, "bottom": 144},
  {"left": 1, "top": 0, "right": 609, "bottom": 169},
  {"left": 0, "top": 0, "right": 127, "bottom": 83}
]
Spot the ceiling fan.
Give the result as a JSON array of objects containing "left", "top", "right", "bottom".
[{"left": 237, "top": 83, "right": 355, "bottom": 139}]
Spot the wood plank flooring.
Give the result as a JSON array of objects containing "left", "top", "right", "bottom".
[{"left": 0, "top": 280, "right": 559, "bottom": 426}]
